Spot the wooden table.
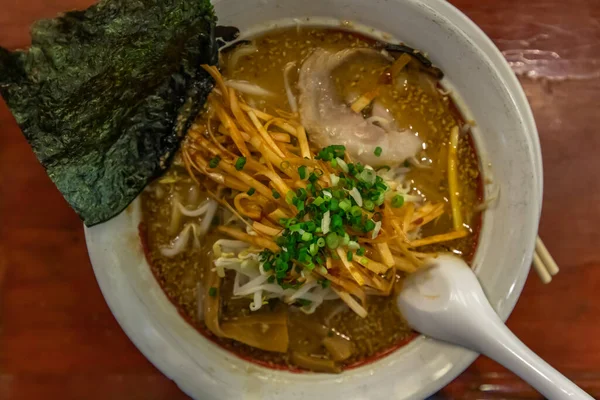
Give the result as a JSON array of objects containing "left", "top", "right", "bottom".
[{"left": 1, "top": 1, "right": 599, "bottom": 398}]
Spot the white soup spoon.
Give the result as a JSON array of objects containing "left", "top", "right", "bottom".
[{"left": 397, "top": 255, "right": 592, "bottom": 400}]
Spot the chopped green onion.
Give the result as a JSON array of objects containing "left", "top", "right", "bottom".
[
  {"left": 301, "top": 232, "right": 313, "bottom": 241},
  {"left": 391, "top": 194, "right": 405, "bottom": 208},
  {"left": 347, "top": 251, "right": 353, "bottom": 261},
  {"left": 298, "top": 165, "right": 307, "bottom": 179},
  {"left": 286, "top": 191, "right": 296, "bottom": 204},
  {"left": 247, "top": 187, "right": 256, "bottom": 196},
  {"left": 342, "top": 232, "right": 350, "bottom": 246},
  {"left": 235, "top": 157, "right": 246, "bottom": 170},
  {"left": 296, "top": 188, "right": 307, "bottom": 200},
  {"left": 374, "top": 191, "right": 386, "bottom": 206},
  {"left": 272, "top": 189, "right": 281, "bottom": 199},
  {"left": 289, "top": 223, "right": 302, "bottom": 232},
  {"left": 331, "top": 158, "right": 338, "bottom": 168},
  {"left": 313, "top": 196, "right": 325, "bottom": 206},
  {"left": 316, "top": 145, "right": 346, "bottom": 161},
  {"left": 348, "top": 241, "right": 360, "bottom": 250},
  {"left": 317, "top": 237, "right": 326, "bottom": 247},
  {"left": 325, "top": 232, "right": 340, "bottom": 249},
  {"left": 321, "top": 279, "right": 331, "bottom": 289},
  {"left": 350, "top": 206, "right": 362, "bottom": 217},
  {"left": 338, "top": 199, "right": 352, "bottom": 211},
  {"left": 331, "top": 214, "right": 343, "bottom": 229},
  {"left": 208, "top": 287, "right": 217, "bottom": 297},
  {"left": 364, "top": 219, "right": 376, "bottom": 231},
  {"left": 374, "top": 146, "right": 382, "bottom": 157},
  {"left": 329, "top": 198, "right": 339, "bottom": 211},
  {"left": 309, "top": 243, "right": 319, "bottom": 255},
  {"left": 357, "top": 168, "right": 377, "bottom": 186},
  {"left": 356, "top": 247, "right": 366, "bottom": 256},
  {"left": 208, "top": 156, "right": 221, "bottom": 168},
  {"left": 363, "top": 199, "right": 375, "bottom": 211}
]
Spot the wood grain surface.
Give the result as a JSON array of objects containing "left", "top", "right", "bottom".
[{"left": 1, "top": 0, "right": 599, "bottom": 399}]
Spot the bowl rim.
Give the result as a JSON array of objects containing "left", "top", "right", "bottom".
[{"left": 84, "top": 0, "right": 542, "bottom": 398}]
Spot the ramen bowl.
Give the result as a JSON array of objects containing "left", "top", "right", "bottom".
[{"left": 84, "top": 0, "right": 542, "bottom": 398}]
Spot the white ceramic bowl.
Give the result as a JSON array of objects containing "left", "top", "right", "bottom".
[{"left": 85, "top": 0, "right": 543, "bottom": 399}]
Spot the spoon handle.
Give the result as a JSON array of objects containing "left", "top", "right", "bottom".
[{"left": 469, "top": 303, "right": 592, "bottom": 400}]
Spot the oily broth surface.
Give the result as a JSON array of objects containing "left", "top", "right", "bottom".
[{"left": 141, "top": 27, "right": 482, "bottom": 370}]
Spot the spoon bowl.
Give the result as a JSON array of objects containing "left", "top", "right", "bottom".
[{"left": 398, "top": 255, "right": 592, "bottom": 400}]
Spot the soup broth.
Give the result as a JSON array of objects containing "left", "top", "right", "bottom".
[{"left": 141, "top": 27, "right": 482, "bottom": 372}]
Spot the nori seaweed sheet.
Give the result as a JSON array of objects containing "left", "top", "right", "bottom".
[{"left": 0, "top": 0, "right": 217, "bottom": 226}]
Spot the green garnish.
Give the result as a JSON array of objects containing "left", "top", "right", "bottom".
[
  {"left": 298, "top": 165, "right": 307, "bottom": 179},
  {"left": 272, "top": 189, "right": 281, "bottom": 199},
  {"left": 208, "top": 287, "right": 217, "bottom": 297},
  {"left": 325, "top": 232, "right": 340, "bottom": 249},
  {"left": 374, "top": 146, "right": 382, "bottom": 157},
  {"left": 235, "top": 157, "right": 246, "bottom": 170},
  {"left": 329, "top": 198, "right": 339, "bottom": 211},
  {"left": 350, "top": 206, "right": 362, "bottom": 217},
  {"left": 286, "top": 190, "right": 296, "bottom": 204},
  {"left": 391, "top": 194, "right": 405, "bottom": 208},
  {"left": 254, "top": 144, "right": 395, "bottom": 287},
  {"left": 209, "top": 156, "right": 221, "bottom": 168},
  {"left": 296, "top": 188, "right": 307, "bottom": 200},
  {"left": 337, "top": 200, "right": 349, "bottom": 212},
  {"left": 316, "top": 145, "right": 346, "bottom": 161},
  {"left": 247, "top": 187, "right": 256, "bottom": 196},
  {"left": 331, "top": 214, "right": 343, "bottom": 229}
]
